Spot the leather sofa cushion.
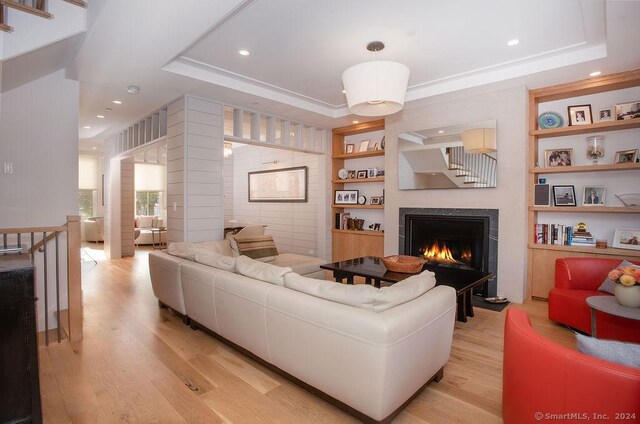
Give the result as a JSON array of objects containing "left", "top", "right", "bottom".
[
  {"left": 284, "top": 270, "right": 436, "bottom": 312},
  {"left": 235, "top": 255, "right": 292, "bottom": 286},
  {"left": 168, "top": 239, "right": 232, "bottom": 261},
  {"left": 195, "top": 250, "right": 236, "bottom": 272},
  {"left": 270, "top": 253, "right": 325, "bottom": 276}
]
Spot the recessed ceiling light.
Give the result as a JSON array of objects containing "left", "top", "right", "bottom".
[
  {"left": 96, "top": 115, "right": 105, "bottom": 119},
  {"left": 353, "top": 120, "right": 359, "bottom": 124},
  {"left": 112, "top": 100, "right": 122, "bottom": 104},
  {"left": 238, "top": 49, "right": 250, "bottom": 56},
  {"left": 83, "top": 126, "right": 91, "bottom": 129},
  {"left": 127, "top": 85, "right": 140, "bottom": 94},
  {"left": 589, "top": 71, "right": 602, "bottom": 77},
  {"left": 507, "top": 39, "right": 519, "bottom": 47},
  {"left": 342, "top": 89, "right": 346, "bottom": 94},
  {"left": 92, "top": 147, "right": 97, "bottom": 150},
  {"left": 438, "top": 130, "right": 444, "bottom": 134}
]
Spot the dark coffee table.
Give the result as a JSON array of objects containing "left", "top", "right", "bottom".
[{"left": 320, "top": 256, "right": 494, "bottom": 322}]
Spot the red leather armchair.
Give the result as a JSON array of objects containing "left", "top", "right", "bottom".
[
  {"left": 548, "top": 257, "right": 640, "bottom": 343},
  {"left": 503, "top": 308, "right": 640, "bottom": 424}
]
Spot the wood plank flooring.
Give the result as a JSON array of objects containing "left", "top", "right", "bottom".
[{"left": 40, "top": 246, "right": 576, "bottom": 423}]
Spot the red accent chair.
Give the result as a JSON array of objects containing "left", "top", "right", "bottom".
[
  {"left": 503, "top": 308, "right": 640, "bottom": 424},
  {"left": 548, "top": 257, "right": 640, "bottom": 343}
]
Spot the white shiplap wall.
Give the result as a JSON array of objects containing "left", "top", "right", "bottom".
[
  {"left": 231, "top": 145, "right": 326, "bottom": 258},
  {"left": 166, "top": 95, "right": 225, "bottom": 243},
  {"left": 223, "top": 154, "right": 233, "bottom": 221},
  {"left": 120, "top": 157, "right": 135, "bottom": 256}
]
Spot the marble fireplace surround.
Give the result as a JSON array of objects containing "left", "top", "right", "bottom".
[{"left": 399, "top": 208, "right": 499, "bottom": 297}]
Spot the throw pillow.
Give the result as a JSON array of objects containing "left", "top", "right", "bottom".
[
  {"left": 226, "top": 225, "right": 266, "bottom": 257},
  {"left": 235, "top": 255, "right": 291, "bottom": 286},
  {"left": 234, "top": 235, "right": 279, "bottom": 260},
  {"left": 598, "top": 260, "right": 640, "bottom": 294},
  {"left": 576, "top": 333, "right": 640, "bottom": 369},
  {"left": 137, "top": 216, "right": 154, "bottom": 228},
  {"left": 194, "top": 249, "right": 236, "bottom": 272}
]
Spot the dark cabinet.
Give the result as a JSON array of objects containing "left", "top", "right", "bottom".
[{"left": 0, "top": 254, "right": 42, "bottom": 423}]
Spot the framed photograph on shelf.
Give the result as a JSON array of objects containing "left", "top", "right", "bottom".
[
  {"left": 567, "top": 105, "right": 592, "bottom": 126},
  {"left": 367, "top": 168, "right": 377, "bottom": 178},
  {"left": 615, "top": 101, "right": 640, "bottom": 120},
  {"left": 612, "top": 228, "right": 640, "bottom": 251},
  {"left": 598, "top": 107, "right": 613, "bottom": 122},
  {"left": 582, "top": 185, "right": 606, "bottom": 206},
  {"left": 356, "top": 170, "right": 368, "bottom": 179},
  {"left": 552, "top": 185, "right": 576, "bottom": 207},
  {"left": 534, "top": 184, "right": 550, "bottom": 207},
  {"left": 359, "top": 140, "right": 370, "bottom": 152},
  {"left": 370, "top": 196, "right": 382, "bottom": 205},
  {"left": 544, "top": 148, "right": 573, "bottom": 167},
  {"left": 334, "top": 190, "right": 359, "bottom": 205},
  {"left": 347, "top": 170, "right": 356, "bottom": 179},
  {"left": 614, "top": 149, "right": 638, "bottom": 164},
  {"left": 345, "top": 143, "right": 355, "bottom": 154}
]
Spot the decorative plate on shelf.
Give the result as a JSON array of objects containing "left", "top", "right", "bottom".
[
  {"left": 338, "top": 168, "right": 348, "bottom": 180},
  {"left": 538, "top": 111, "right": 564, "bottom": 129},
  {"left": 357, "top": 195, "right": 366, "bottom": 205}
]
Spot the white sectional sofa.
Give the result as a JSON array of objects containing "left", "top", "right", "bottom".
[{"left": 148, "top": 233, "right": 456, "bottom": 423}]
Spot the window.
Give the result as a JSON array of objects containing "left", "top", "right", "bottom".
[
  {"left": 136, "top": 191, "right": 161, "bottom": 216},
  {"left": 79, "top": 189, "right": 94, "bottom": 219}
]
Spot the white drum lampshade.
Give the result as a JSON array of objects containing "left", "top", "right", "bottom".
[
  {"left": 461, "top": 128, "right": 497, "bottom": 153},
  {"left": 342, "top": 60, "right": 410, "bottom": 117}
]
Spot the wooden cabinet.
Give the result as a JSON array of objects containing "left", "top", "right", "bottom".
[
  {"left": 331, "top": 120, "right": 385, "bottom": 261},
  {"left": 527, "top": 69, "right": 640, "bottom": 299},
  {"left": 0, "top": 255, "right": 41, "bottom": 423}
]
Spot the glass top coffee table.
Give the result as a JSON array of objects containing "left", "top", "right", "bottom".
[{"left": 320, "top": 256, "right": 494, "bottom": 322}]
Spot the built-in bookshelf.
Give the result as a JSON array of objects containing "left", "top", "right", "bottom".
[{"left": 527, "top": 69, "right": 640, "bottom": 300}]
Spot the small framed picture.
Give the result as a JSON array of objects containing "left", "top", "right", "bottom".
[
  {"left": 359, "top": 140, "right": 370, "bottom": 152},
  {"left": 615, "top": 101, "right": 640, "bottom": 120},
  {"left": 373, "top": 223, "right": 381, "bottom": 231},
  {"left": 345, "top": 143, "right": 355, "bottom": 154},
  {"left": 534, "top": 184, "right": 550, "bottom": 207},
  {"left": 370, "top": 196, "right": 382, "bottom": 205},
  {"left": 544, "top": 148, "right": 573, "bottom": 167},
  {"left": 552, "top": 185, "right": 576, "bottom": 207},
  {"left": 347, "top": 170, "right": 356, "bottom": 179},
  {"left": 356, "top": 170, "right": 368, "bottom": 179},
  {"left": 614, "top": 149, "right": 638, "bottom": 164},
  {"left": 568, "top": 105, "right": 592, "bottom": 126},
  {"left": 367, "top": 168, "right": 376, "bottom": 178},
  {"left": 582, "top": 185, "right": 605, "bottom": 206},
  {"left": 612, "top": 228, "right": 640, "bottom": 250},
  {"left": 334, "top": 190, "right": 359, "bottom": 205},
  {"left": 598, "top": 107, "right": 613, "bottom": 122}
]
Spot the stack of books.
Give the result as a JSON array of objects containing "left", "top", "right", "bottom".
[
  {"left": 535, "top": 224, "right": 574, "bottom": 245},
  {"left": 335, "top": 212, "right": 351, "bottom": 230},
  {"left": 571, "top": 230, "right": 596, "bottom": 247}
]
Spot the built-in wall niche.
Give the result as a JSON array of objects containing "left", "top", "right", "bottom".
[{"left": 398, "top": 119, "right": 497, "bottom": 189}]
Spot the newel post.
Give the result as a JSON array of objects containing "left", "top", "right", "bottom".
[{"left": 66, "top": 215, "right": 83, "bottom": 341}]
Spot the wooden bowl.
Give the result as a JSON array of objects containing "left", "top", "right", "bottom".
[{"left": 382, "top": 255, "right": 426, "bottom": 273}]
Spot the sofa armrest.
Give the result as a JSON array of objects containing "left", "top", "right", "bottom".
[{"left": 503, "top": 308, "right": 640, "bottom": 424}]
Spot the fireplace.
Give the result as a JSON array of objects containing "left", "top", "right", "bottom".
[{"left": 399, "top": 208, "right": 498, "bottom": 297}]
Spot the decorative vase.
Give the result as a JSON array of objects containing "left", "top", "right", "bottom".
[
  {"left": 585, "top": 135, "right": 605, "bottom": 163},
  {"left": 614, "top": 284, "right": 640, "bottom": 308}
]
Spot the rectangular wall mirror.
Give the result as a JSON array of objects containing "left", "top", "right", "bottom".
[{"left": 398, "top": 119, "right": 497, "bottom": 189}]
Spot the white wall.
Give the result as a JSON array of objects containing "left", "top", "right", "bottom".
[
  {"left": 223, "top": 153, "right": 233, "bottom": 221},
  {"left": 385, "top": 86, "right": 529, "bottom": 303},
  {"left": 230, "top": 145, "right": 326, "bottom": 258},
  {"left": 0, "top": 68, "right": 79, "bottom": 329}
]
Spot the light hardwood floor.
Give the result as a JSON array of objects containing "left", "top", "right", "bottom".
[{"left": 40, "top": 247, "right": 576, "bottom": 423}]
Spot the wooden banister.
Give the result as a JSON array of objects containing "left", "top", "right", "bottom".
[
  {"left": 65, "top": 215, "right": 82, "bottom": 342},
  {"left": 62, "top": 0, "right": 85, "bottom": 7},
  {"left": 0, "top": 3, "right": 12, "bottom": 32},
  {"left": 1, "top": 0, "right": 52, "bottom": 18},
  {"left": 29, "top": 231, "right": 57, "bottom": 253}
]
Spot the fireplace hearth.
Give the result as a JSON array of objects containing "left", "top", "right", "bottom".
[{"left": 399, "top": 208, "right": 498, "bottom": 297}]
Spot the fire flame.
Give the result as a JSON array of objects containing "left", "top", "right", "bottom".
[{"left": 422, "top": 241, "right": 472, "bottom": 265}]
